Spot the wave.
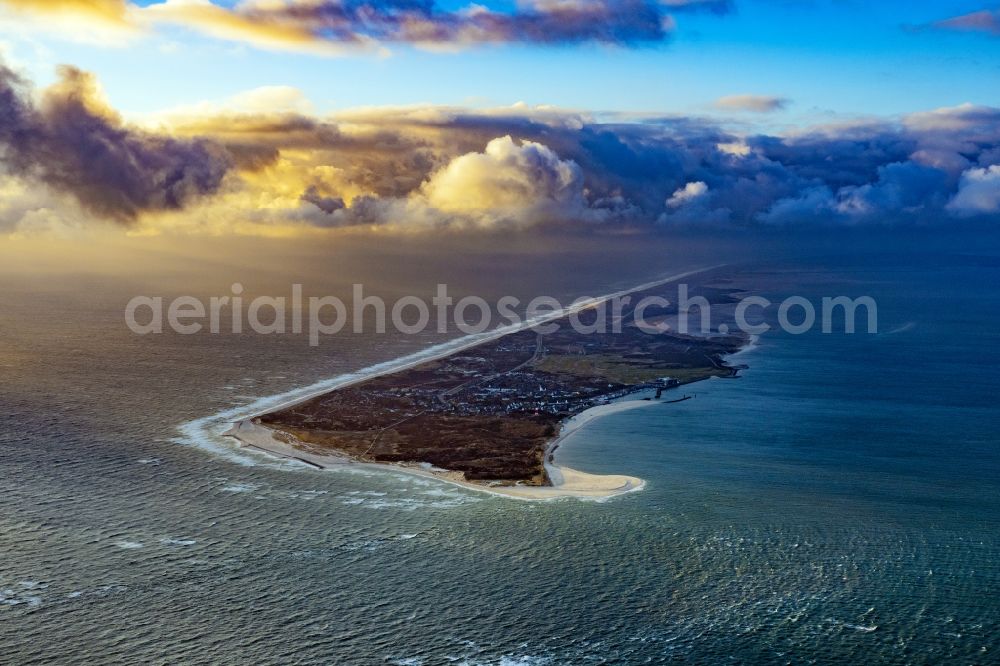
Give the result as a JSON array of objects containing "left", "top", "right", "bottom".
[
  {"left": 882, "top": 321, "right": 916, "bottom": 335},
  {"left": 843, "top": 623, "right": 878, "bottom": 633},
  {"left": 725, "top": 333, "right": 760, "bottom": 360}
]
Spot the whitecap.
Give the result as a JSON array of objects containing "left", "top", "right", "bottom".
[
  {"left": 844, "top": 624, "right": 878, "bottom": 633},
  {"left": 499, "top": 658, "right": 553, "bottom": 666},
  {"left": 284, "top": 489, "right": 329, "bottom": 500},
  {"left": 419, "top": 488, "right": 462, "bottom": 498},
  {"left": 882, "top": 321, "right": 916, "bottom": 335},
  {"left": 221, "top": 483, "right": 257, "bottom": 493}
]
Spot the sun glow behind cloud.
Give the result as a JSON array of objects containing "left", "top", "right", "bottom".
[
  {"left": 0, "top": 0, "right": 734, "bottom": 55},
  {"left": 0, "top": 3, "right": 998, "bottom": 239},
  {"left": 1, "top": 59, "right": 999, "bottom": 238}
]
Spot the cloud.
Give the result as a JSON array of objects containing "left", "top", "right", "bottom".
[
  {"left": 1, "top": 0, "right": 130, "bottom": 25},
  {"left": 213, "top": 85, "right": 316, "bottom": 115},
  {"left": 4, "top": 63, "right": 1000, "bottom": 235},
  {"left": 714, "top": 94, "right": 789, "bottom": 113},
  {"left": 0, "top": 174, "right": 83, "bottom": 235},
  {"left": 135, "top": 0, "right": 376, "bottom": 56},
  {"left": 301, "top": 184, "right": 346, "bottom": 214},
  {"left": 102, "top": 98, "right": 1000, "bottom": 231},
  {"left": 933, "top": 9, "right": 1000, "bottom": 36},
  {"left": 904, "top": 103, "right": 1000, "bottom": 134},
  {"left": 755, "top": 155, "right": 955, "bottom": 226},
  {"left": 0, "top": 61, "right": 232, "bottom": 223},
  {"left": 421, "top": 135, "right": 583, "bottom": 213},
  {"left": 141, "top": 85, "right": 317, "bottom": 128},
  {"left": 756, "top": 186, "right": 837, "bottom": 226},
  {"left": 834, "top": 161, "right": 951, "bottom": 218},
  {"left": 666, "top": 181, "right": 708, "bottom": 207},
  {"left": 304, "top": 135, "right": 610, "bottom": 229},
  {"left": 0, "top": 0, "right": 141, "bottom": 45},
  {"left": 660, "top": 180, "right": 730, "bottom": 225},
  {"left": 663, "top": 0, "right": 732, "bottom": 12},
  {"left": 0, "top": 0, "right": 734, "bottom": 54},
  {"left": 947, "top": 165, "right": 1000, "bottom": 216},
  {"left": 228, "top": 0, "right": 676, "bottom": 48}
]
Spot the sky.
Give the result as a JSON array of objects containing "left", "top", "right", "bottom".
[
  {"left": 4, "top": 1, "right": 998, "bottom": 119},
  {"left": 0, "top": 0, "right": 998, "bottom": 240}
]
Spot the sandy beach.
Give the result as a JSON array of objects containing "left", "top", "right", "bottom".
[
  {"left": 215, "top": 266, "right": 743, "bottom": 501},
  {"left": 239, "top": 265, "right": 724, "bottom": 421},
  {"left": 224, "top": 411, "right": 648, "bottom": 501}
]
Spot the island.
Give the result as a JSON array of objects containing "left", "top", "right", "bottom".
[{"left": 226, "top": 276, "right": 749, "bottom": 499}]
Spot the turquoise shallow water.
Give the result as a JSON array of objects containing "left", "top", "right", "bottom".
[{"left": 1, "top": 256, "right": 998, "bottom": 664}]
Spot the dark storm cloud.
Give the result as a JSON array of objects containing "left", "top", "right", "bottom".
[
  {"left": 301, "top": 185, "right": 346, "bottom": 214},
  {"left": 1, "top": 0, "right": 735, "bottom": 54},
  {"left": 232, "top": 0, "right": 732, "bottom": 47},
  {"left": 193, "top": 99, "right": 1000, "bottom": 229},
  {"left": 5, "top": 60, "right": 999, "bottom": 231},
  {"left": 365, "top": 106, "right": 1000, "bottom": 227},
  {"left": 0, "top": 62, "right": 231, "bottom": 223}
]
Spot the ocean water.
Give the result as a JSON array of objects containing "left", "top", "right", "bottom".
[{"left": 1, "top": 254, "right": 998, "bottom": 664}]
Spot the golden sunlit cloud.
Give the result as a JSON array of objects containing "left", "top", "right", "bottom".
[
  {"left": 0, "top": 0, "right": 141, "bottom": 44},
  {"left": 2, "top": 0, "right": 129, "bottom": 23},
  {"left": 2, "top": 62, "right": 1000, "bottom": 238},
  {"left": 421, "top": 136, "right": 584, "bottom": 216},
  {"left": 0, "top": 0, "right": 731, "bottom": 55},
  {"left": 133, "top": 0, "right": 382, "bottom": 56}
]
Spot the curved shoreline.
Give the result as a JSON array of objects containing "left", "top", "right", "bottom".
[
  {"left": 199, "top": 265, "right": 735, "bottom": 500},
  {"left": 224, "top": 417, "right": 647, "bottom": 501},
  {"left": 238, "top": 265, "right": 725, "bottom": 420},
  {"left": 542, "top": 394, "right": 663, "bottom": 484},
  {"left": 220, "top": 329, "right": 756, "bottom": 501}
]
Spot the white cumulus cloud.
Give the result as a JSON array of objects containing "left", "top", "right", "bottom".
[
  {"left": 666, "top": 181, "right": 708, "bottom": 208},
  {"left": 947, "top": 165, "right": 1000, "bottom": 216},
  {"left": 419, "top": 135, "right": 586, "bottom": 225}
]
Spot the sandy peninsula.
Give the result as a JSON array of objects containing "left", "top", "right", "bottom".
[
  {"left": 224, "top": 415, "right": 646, "bottom": 501},
  {"left": 220, "top": 268, "right": 749, "bottom": 501}
]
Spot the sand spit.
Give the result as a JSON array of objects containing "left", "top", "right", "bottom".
[
  {"left": 211, "top": 266, "right": 740, "bottom": 501},
  {"left": 224, "top": 417, "right": 645, "bottom": 501}
]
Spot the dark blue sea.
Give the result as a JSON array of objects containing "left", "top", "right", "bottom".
[{"left": 1, "top": 252, "right": 997, "bottom": 664}]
